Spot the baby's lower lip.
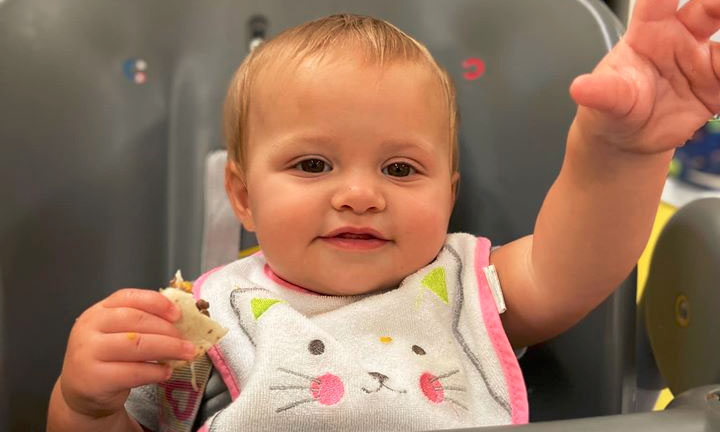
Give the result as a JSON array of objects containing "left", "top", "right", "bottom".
[{"left": 320, "top": 236, "right": 389, "bottom": 250}]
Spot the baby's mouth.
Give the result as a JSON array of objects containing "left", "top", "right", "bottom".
[
  {"left": 334, "top": 233, "right": 378, "bottom": 240},
  {"left": 320, "top": 228, "right": 390, "bottom": 250}
]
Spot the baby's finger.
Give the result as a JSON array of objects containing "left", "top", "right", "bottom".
[
  {"left": 569, "top": 72, "right": 636, "bottom": 117},
  {"left": 678, "top": 0, "right": 720, "bottom": 41},
  {"left": 631, "top": 0, "right": 678, "bottom": 23},
  {"left": 711, "top": 41, "right": 720, "bottom": 82},
  {"left": 95, "top": 332, "right": 196, "bottom": 363},
  {"left": 103, "top": 288, "right": 180, "bottom": 322},
  {"left": 96, "top": 362, "right": 174, "bottom": 393},
  {"left": 96, "top": 307, "right": 183, "bottom": 338}
]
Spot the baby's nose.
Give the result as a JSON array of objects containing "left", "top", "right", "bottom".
[{"left": 330, "top": 183, "right": 386, "bottom": 214}]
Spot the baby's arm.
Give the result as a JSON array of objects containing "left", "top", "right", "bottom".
[
  {"left": 47, "top": 289, "right": 196, "bottom": 432},
  {"left": 492, "top": 0, "right": 720, "bottom": 348}
]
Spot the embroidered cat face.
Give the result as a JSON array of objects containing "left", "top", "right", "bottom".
[
  {"left": 268, "top": 335, "right": 468, "bottom": 413},
  {"left": 230, "top": 287, "right": 469, "bottom": 415}
]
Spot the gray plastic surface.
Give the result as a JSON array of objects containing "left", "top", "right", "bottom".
[
  {"left": 643, "top": 198, "right": 720, "bottom": 395},
  {"left": 0, "top": 0, "right": 654, "bottom": 430},
  {"left": 438, "top": 385, "right": 720, "bottom": 431}
]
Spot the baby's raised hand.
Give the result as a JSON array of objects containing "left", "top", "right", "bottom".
[
  {"left": 570, "top": 0, "right": 720, "bottom": 153},
  {"left": 58, "top": 289, "right": 196, "bottom": 419}
]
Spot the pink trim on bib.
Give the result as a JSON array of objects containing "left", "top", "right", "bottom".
[
  {"left": 192, "top": 266, "right": 224, "bottom": 301},
  {"left": 206, "top": 346, "right": 241, "bottom": 400},
  {"left": 193, "top": 266, "right": 242, "bottom": 401},
  {"left": 474, "top": 237, "right": 529, "bottom": 424}
]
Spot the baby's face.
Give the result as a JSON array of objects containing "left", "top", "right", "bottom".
[{"left": 228, "top": 53, "right": 457, "bottom": 295}]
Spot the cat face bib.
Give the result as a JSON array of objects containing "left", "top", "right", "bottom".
[{"left": 195, "top": 233, "right": 527, "bottom": 431}]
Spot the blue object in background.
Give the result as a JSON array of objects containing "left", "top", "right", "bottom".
[{"left": 671, "top": 120, "right": 720, "bottom": 190}]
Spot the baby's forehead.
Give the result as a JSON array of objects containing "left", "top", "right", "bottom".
[
  {"left": 249, "top": 56, "right": 449, "bottom": 135},
  {"left": 252, "top": 50, "right": 444, "bottom": 102}
]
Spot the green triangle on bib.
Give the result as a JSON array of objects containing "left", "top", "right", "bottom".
[
  {"left": 251, "top": 298, "right": 282, "bottom": 320},
  {"left": 421, "top": 267, "right": 448, "bottom": 304}
]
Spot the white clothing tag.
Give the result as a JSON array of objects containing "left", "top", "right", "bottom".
[{"left": 483, "top": 264, "right": 507, "bottom": 314}]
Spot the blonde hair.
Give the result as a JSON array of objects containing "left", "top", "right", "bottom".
[{"left": 223, "top": 13, "right": 459, "bottom": 177}]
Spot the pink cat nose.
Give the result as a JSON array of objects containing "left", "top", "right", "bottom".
[{"left": 310, "top": 373, "right": 345, "bottom": 405}]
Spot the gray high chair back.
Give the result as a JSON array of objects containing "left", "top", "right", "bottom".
[{"left": 7, "top": 0, "right": 711, "bottom": 430}]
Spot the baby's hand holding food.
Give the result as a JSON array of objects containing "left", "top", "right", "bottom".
[{"left": 58, "top": 288, "right": 196, "bottom": 419}]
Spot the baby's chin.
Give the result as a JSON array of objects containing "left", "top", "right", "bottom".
[{"left": 295, "top": 272, "right": 405, "bottom": 297}]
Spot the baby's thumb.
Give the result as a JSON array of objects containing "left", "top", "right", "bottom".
[{"left": 569, "top": 72, "right": 636, "bottom": 118}]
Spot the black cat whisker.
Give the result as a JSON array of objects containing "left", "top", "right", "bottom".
[
  {"left": 445, "top": 397, "right": 469, "bottom": 411},
  {"left": 430, "top": 369, "right": 460, "bottom": 383},
  {"left": 275, "top": 398, "right": 316, "bottom": 413},
  {"left": 442, "top": 385, "right": 467, "bottom": 392},
  {"left": 270, "top": 385, "right": 308, "bottom": 391},
  {"left": 277, "top": 367, "right": 321, "bottom": 383}
]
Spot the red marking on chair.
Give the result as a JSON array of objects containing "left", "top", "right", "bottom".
[{"left": 463, "top": 58, "right": 486, "bottom": 81}]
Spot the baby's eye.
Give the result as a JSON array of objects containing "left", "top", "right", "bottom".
[
  {"left": 382, "top": 162, "right": 415, "bottom": 177},
  {"left": 295, "top": 158, "right": 331, "bottom": 173}
]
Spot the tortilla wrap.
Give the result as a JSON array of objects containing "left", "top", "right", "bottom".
[{"left": 160, "top": 284, "right": 228, "bottom": 369}]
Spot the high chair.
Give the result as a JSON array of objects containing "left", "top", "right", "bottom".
[
  {"left": 197, "top": 0, "right": 720, "bottom": 429},
  {"left": 1, "top": 0, "right": 718, "bottom": 430}
]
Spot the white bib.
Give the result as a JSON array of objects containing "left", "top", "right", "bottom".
[{"left": 193, "top": 233, "right": 527, "bottom": 431}]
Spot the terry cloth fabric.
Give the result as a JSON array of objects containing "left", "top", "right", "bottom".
[{"left": 125, "top": 233, "right": 527, "bottom": 431}]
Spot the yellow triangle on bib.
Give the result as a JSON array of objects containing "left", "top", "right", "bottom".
[
  {"left": 251, "top": 298, "right": 282, "bottom": 320},
  {"left": 421, "top": 267, "right": 448, "bottom": 304}
]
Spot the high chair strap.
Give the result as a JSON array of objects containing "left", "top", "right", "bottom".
[{"left": 157, "top": 355, "right": 213, "bottom": 432}]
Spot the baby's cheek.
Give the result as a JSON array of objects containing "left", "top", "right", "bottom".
[
  {"left": 400, "top": 188, "right": 453, "bottom": 232},
  {"left": 254, "top": 196, "right": 318, "bottom": 248},
  {"left": 398, "top": 204, "right": 449, "bottom": 261}
]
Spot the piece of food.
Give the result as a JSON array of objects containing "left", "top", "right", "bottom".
[
  {"left": 160, "top": 271, "right": 228, "bottom": 369},
  {"left": 169, "top": 270, "right": 194, "bottom": 293}
]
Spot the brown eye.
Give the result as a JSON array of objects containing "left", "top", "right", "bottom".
[
  {"left": 412, "top": 345, "right": 426, "bottom": 355},
  {"left": 297, "top": 159, "right": 330, "bottom": 173},
  {"left": 308, "top": 339, "right": 325, "bottom": 355},
  {"left": 383, "top": 162, "right": 415, "bottom": 177}
]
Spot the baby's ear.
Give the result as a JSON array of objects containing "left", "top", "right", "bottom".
[
  {"left": 450, "top": 172, "right": 460, "bottom": 206},
  {"left": 225, "top": 161, "right": 256, "bottom": 232}
]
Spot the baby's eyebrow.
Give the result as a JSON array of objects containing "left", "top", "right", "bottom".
[
  {"left": 271, "top": 134, "right": 333, "bottom": 150},
  {"left": 271, "top": 133, "right": 437, "bottom": 156},
  {"left": 380, "top": 138, "right": 437, "bottom": 156}
]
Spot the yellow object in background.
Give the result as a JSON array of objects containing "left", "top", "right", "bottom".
[
  {"left": 637, "top": 202, "right": 677, "bottom": 301},
  {"left": 238, "top": 245, "right": 261, "bottom": 258},
  {"left": 636, "top": 201, "right": 676, "bottom": 411}
]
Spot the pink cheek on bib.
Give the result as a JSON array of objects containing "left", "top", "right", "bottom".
[
  {"left": 310, "top": 373, "right": 345, "bottom": 405},
  {"left": 420, "top": 372, "right": 445, "bottom": 403}
]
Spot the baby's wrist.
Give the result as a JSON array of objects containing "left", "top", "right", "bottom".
[
  {"left": 58, "top": 376, "right": 121, "bottom": 421},
  {"left": 567, "top": 119, "right": 674, "bottom": 167},
  {"left": 50, "top": 378, "right": 136, "bottom": 432}
]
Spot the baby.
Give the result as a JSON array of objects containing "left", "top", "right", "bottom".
[{"left": 48, "top": 1, "right": 720, "bottom": 431}]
